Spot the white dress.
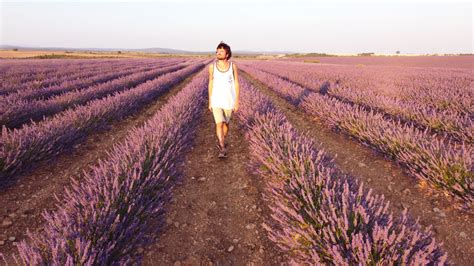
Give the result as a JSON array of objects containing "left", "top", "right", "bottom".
[{"left": 211, "top": 61, "right": 236, "bottom": 110}]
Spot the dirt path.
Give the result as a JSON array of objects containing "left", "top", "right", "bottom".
[
  {"left": 142, "top": 105, "right": 287, "bottom": 265},
  {"left": 0, "top": 71, "right": 202, "bottom": 261},
  {"left": 241, "top": 71, "right": 474, "bottom": 266}
]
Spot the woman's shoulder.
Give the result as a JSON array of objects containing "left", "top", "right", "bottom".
[{"left": 208, "top": 62, "right": 215, "bottom": 72}]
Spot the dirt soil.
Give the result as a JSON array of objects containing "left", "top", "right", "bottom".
[
  {"left": 2, "top": 66, "right": 469, "bottom": 265},
  {"left": 241, "top": 71, "right": 474, "bottom": 266},
  {"left": 0, "top": 71, "right": 201, "bottom": 262},
  {"left": 141, "top": 104, "right": 287, "bottom": 265}
]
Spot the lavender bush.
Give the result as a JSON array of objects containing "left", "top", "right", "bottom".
[
  {"left": 0, "top": 58, "right": 186, "bottom": 95},
  {"left": 242, "top": 60, "right": 472, "bottom": 115},
  {"left": 15, "top": 69, "right": 209, "bottom": 264},
  {"left": 0, "top": 62, "right": 189, "bottom": 128},
  {"left": 235, "top": 77, "right": 448, "bottom": 264},
  {"left": 0, "top": 60, "right": 164, "bottom": 102},
  {"left": 0, "top": 62, "right": 204, "bottom": 183},
  {"left": 240, "top": 61, "right": 473, "bottom": 143},
  {"left": 1, "top": 59, "right": 130, "bottom": 95},
  {"left": 1, "top": 60, "right": 138, "bottom": 95},
  {"left": 240, "top": 65, "right": 473, "bottom": 209}
]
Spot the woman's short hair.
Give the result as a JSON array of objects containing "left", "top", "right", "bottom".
[{"left": 216, "top": 41, "right": 232, "bottom": 59}]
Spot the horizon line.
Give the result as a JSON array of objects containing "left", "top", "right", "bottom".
[{"left": 1, "top": 44, "right": 472, "bottom": 56}]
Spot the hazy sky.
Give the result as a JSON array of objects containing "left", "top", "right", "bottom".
[{"left": 1, "top": 0, "right": 472, "bottom": 53}]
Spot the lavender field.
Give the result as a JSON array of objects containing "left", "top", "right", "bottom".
[{"left": 0, "top": 56, "right": 472, "bottom": 264}]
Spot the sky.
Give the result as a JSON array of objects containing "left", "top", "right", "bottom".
[{"left": 0, "top": 0, "right": 472, "bottom": 54}]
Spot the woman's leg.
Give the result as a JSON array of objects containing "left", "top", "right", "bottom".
[
  {"left": 223, "top": 122, "right": 229, "bottom": 139},
  {"left": 216, "top": 122, "right": 225, "bottom": 148},
  {"left": 222, "top": 109, "right": 232, "bottom": 140}
]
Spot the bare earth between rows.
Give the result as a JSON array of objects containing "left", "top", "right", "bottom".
[
  {"left": 241, "top": 71, "right": 473, "bottom": 266},
  {"left": 141, "top": 102, "right": 287, "bottom": 264},
  {"left": 2, "top": 67, "right": 471, "bottom": 264}
]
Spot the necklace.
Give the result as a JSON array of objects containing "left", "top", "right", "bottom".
[{"left": 217, "top": 60, "right": 229, "bottom": 71}]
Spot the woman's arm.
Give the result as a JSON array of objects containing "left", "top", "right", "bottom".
[
  {"left": 208, "top": 63, "right": 213, "bottom": 111},
  {"left": 232, "top": 63, "right": 240, "bottom": 112}
]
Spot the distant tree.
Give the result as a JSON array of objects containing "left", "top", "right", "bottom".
[
  {"left": 396, "top": 50, "right": 400, "bottom": 54},
  {"left": 117, "top": 51, "right": 122, "bottom": 54},
  {"left": 306, "top": 53, "right": 331, "bottom": 57},
  {"left": 13, "top": 48, "right": 18, "bottom": 51}
]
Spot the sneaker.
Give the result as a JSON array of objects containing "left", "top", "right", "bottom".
[
  {"left": 218, "top": 150, "right": 226, "bottom": 158},
  {"left": 217, "top": 144, "right": 227, "bottom": 158}
]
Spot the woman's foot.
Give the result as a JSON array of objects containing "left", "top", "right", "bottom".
[{"left": 217, "top": 143, "right": 227, "bottom": 158}]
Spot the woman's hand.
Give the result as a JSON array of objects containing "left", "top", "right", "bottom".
[{"left": 233, "top": 102, "right": 239, "bottom": 112}]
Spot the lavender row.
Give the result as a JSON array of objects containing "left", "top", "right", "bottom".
[
  {"left": 0, "top": 58, "right": 121, "bottom": 76},
  {"left": 301, "top": 92, "right": 473, "bottom": 208},
  {"left": 400, "top": 74, "right": 472, "bottom": 116},
  {"left": 0, "top": 60, "right": 138, "bottom": 94},
  {"left": 241, "top": 60, "right": 472, "bottom": 117},
  {"left": 0, "top": 63, "right": 204, "bottom": 183},
  {"left": 327, "top": 84, "right": 473, "bottom": 143},
  {"left": 0, "top": 59, "right": 140, "bottom": 94},
  {"left": 15, "top": 69, "right": 209, "bottom": 264},
  {"left": 0, "top": 61, "right": 162, "bottom": 103},
  {"left": 235, "top": 77, "right": 447, "bottom": 264},
  {"left": 281, "top": 60, "right": 472, "bottom": 114},
  {"left": 0, "top": 60, "right": 174, "bottom": 101},
  {"left": 0, "top": 63, "right": 188, "bottom": 129},
  {"left": 242, "top": 66, "right": 473, "bottom": 208},
  {"left": 241, "top": 62, "right": 473, "bottom": 143},
  {"left": 277, "top": 55, "right": 473, "bottom": 69},
  {"left": 0, "top": 59, "right": 109, "bottom": 84},
  {"left": 0, "top": 58, "right": 187, "bottom": 94}
]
